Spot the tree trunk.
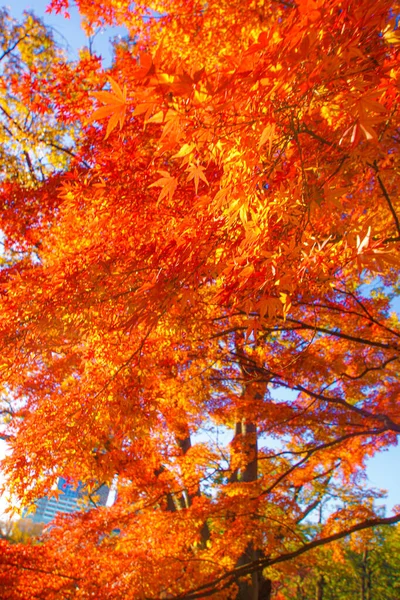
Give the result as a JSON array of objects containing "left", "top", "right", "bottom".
[
  {"left": 176, "top": 426, "right": 210, "bottom": 545},
  {"left": 233, "top": 333, "right": 271, "bottom": 600},
  {"left": 315, "top": 574, "right": 324, "bottom": 600},
  {"left": 296, "top": 579, "right": 306, "bottom": 600},
  {"left": 236, "top": 547, "right": 272, "bottom": 600},
  {"left": 360, "top": 548, "right": 371, "bottom": 600},
  {"left": 232, "top": 406, "right": 271, "bottom": 599}
]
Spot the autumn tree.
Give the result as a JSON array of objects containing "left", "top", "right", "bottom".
[{"left": 0, "top": 0, "right": 399, "bottom": 598}]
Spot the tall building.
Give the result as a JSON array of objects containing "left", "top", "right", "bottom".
[{"left": 27, "top": 478, "right": 109, "bottom": 524}]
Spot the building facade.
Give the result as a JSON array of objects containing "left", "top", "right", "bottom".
[{"left": 28, "top": 478, "right": 109, "bottom": 524}]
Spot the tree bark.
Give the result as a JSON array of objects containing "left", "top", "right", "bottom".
[
  {"left": 231, "top": 412, "right": 261, "bottom": 599},
  {"left": 315, "top": 574, "right": 324, "bottom": 600},
  {"left": 232, "top": 334, "right": 271, "bottom": 599},
  {"left": 176, "top": 426, "right": 210, "bottom": 546},
  {"left": 235, "top": 548, "right": 272, "bottom": 600},
  {"left": 230, "top": 381, "right": 272, "bottom": 600},
  {"left": 360, "top": 548, "right": 371, "bottom": 600}
]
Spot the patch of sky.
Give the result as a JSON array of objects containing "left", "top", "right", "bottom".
[{"left": 8, "top": 0, "right": 128, "bottom": 66}]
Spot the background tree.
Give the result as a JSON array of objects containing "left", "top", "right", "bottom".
[
  {"left": 0, "top": 518, "right": 43, "bottom": 543},
  {"left": 0, "top": 7, "right": 102, "bottom": 260},
  {"left": 0, "top": 7, "right": 97, "bottom": 183},
  {"left": 0, "top": 0, "right": 399, "bottom": 598},
  {"left": 275, "top": 524, "right": 400, "bottom": 600}
]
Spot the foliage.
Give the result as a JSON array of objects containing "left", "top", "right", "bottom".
[
  {"left": 0, "top": 0, "right": 399, "bottom": 598},
  {"left": 275, "top": 525, "right": 400, "bottom": 600},
  {"left": 0, "top": 518, "right": 43, "bottom": 543}
]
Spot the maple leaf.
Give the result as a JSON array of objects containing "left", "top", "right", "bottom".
[
  {"left": 173, "top": 143, "right": 195, "bottom": 160},
  {"left": 185, "top": 162, "right": 209, "bottom": 194},
  {"left": 148, "top": 171, "right": 178, "bottom": 204},
  {"left": 132, "top": 52, "right": 154, "bottom": 80},
  {"left": 89, "top": 77, "right": 127, "bottom": 139},
  {"left": 258, "top": 122, "right": 276, "bottom": 155}
]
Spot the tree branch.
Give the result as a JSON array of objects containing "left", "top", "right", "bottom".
[
  {"left": 173, "top": 514, "right": 400, "bottom": 599},
  {"left": 377, "top": 173, "right": 400, "bottom": 238}
]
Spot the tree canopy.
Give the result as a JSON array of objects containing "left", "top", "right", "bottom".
[{"left": 0, "top": 0, "right": 399, "bottom": 598}]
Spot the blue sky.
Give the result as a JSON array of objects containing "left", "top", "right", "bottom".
[
  {"left": 1, "top": 0, "right": 399, "bottom": 517},
  {"left": 8, "top": 0, "right": 126, "bottom": 65}
]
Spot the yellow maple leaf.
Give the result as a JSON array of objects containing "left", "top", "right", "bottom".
[{"left": 258, "top": 122, "right": 276, "bottom": 155}]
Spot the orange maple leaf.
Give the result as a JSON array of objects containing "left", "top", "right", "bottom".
[
  {"left": 89, "top": 77, "right": 127, "bottom": 139},
  {"left": 149, "top": 171, "right": 178, "bottom": 204},
  {"left": 186, "top": 163, "right": 209, "bottom": 194}
]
